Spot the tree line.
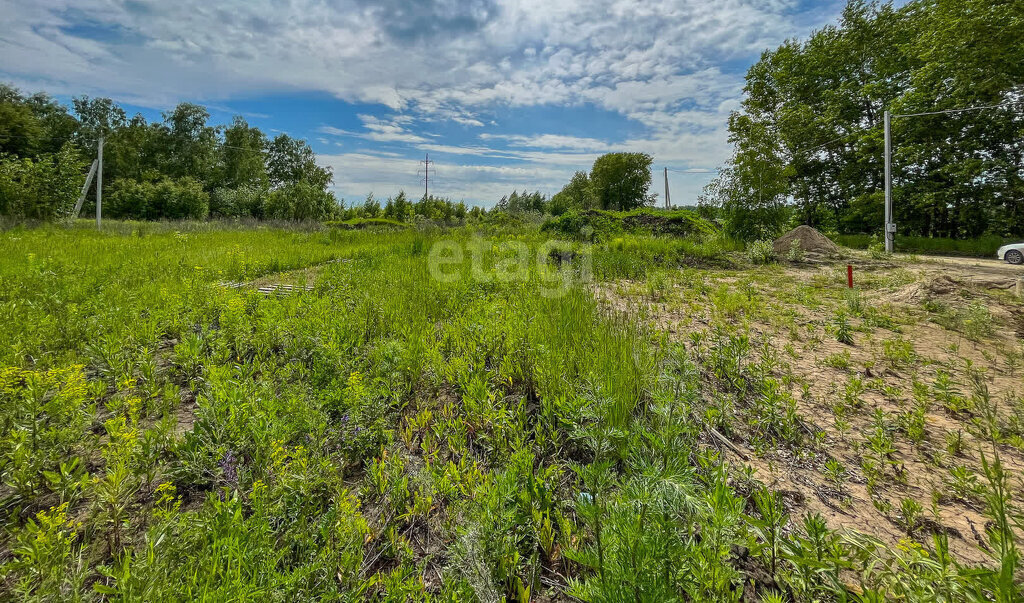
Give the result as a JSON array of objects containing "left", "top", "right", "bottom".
[
  {"left": 702, "top": 0, "right": 1024, "bottom": 241},
  {"left": 0, "top": 85, "right": 338, "bottom": 221},
  {"left": 340, "top": 192, "right": 477, "bottom": 224},
  {"left": 344, "top": 151, "right": 658, "bottom": 221},
  {"left": 1, "top": 82, "right": 661, "bottom": 225}
]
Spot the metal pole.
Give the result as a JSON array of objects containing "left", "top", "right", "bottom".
[
  {"left": 96, "top": 136, "right": 104, "bottom": 230},
  {"left": 663, "top": 167, "right": 670, "bottom": 209},
  {"left": 883, "top": 111, "right": 892, "bottom": 253}
]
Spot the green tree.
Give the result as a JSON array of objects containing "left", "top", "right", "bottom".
[
  {"left": 159, "top": 103, "right": 218, "bottom": 184},
  {"left": 724, "top": 0, "right": 1024, "bottom": 238},
  {"left": 360, "top": 194, "right": 381, "bottom": 218},
  {"left": 701, "top": 113, "right": 794, "bottom": 241},
  {"left": 72, "top": 96, "right": 127, "bottom": 147},
  {"left": 1, "top": 85, "right": 79, "bottom": 158},
  {"left": 219, "top": 116, "right": 268, "bottom": 190},
  {"left": 0, "top": 85, "right": 45, "bottom": 158},
  {"left": 106, "top": 177, "right": 209, "bottom": 220},
  {"left": 266, "top": 134, "right": 332, "bottom": 190},
  {"left": 0, "top": 143, "right": 86, "bottom": 220},
  {"left": 266, "top": 181, "right": 337, "bottom": 221},
  {"left": 550, "top": 171, "right": 593, "bottom": 215},
  {"left": 588, "top": 153, "right": 654, "bottom": 211}
]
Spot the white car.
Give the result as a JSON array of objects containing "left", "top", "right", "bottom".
[{"left": 997, "top": 242, "right": 1024, "bottom": 265}]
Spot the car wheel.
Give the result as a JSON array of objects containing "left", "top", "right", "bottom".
[{"left": 1007, "top": 250, "right": 1024, "bottom": 265}]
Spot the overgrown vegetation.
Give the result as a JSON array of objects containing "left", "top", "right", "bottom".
[
  {"left": 1, "top": 220, "right": 1021, "bottom": 601},
  {"left": 0, "top": 86, "right": 338, "bottom": 222},
  {"left": 541, "top": 208, "right": 718, "bottom": 241},
  {"left": 836, "top": 233, "right": 1016, "bottom": 258},
  {"left": 703, "top": 0, "right": 1024, "bottom": 241}
]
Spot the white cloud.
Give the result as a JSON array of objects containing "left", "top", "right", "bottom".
[
  {"left": 0, "top": 0, "right": 842, "bottom": 202},
  {"left": 480, "top": 133, "right": 611, "bottom": 152}
]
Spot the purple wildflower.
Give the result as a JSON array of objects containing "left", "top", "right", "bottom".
[{"left": 220, "top": 450, "right": 238, "bottom": 486}]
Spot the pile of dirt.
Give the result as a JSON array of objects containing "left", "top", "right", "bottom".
[
  {"left": 773, "top": 225, "right": 841, "bottom": 258},
  {"left": 892, "top": 275, "right": 968, "bottom": 304}
]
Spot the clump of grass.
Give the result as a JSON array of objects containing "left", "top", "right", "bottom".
[{"left": 823, "top": 350, "right": 851, "bottom": 369}]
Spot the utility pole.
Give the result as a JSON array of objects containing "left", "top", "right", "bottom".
[
  {"left": 880, "top": 102, "right": 1011, "bottom": 254},
  {"left": 96, "top": 136, "right": 104, "bottom": 230},
  {"left": 418, "top": 153, "right": 434, "bottom": 200},
  {"left": 663, "top": 167, "right": 671, "bottom": 209},
  {"left": 72, "top": 160, "right": 99, "bottom": 218},
  {"left": 883, "top": 110, "right": 892, "bottom": 252}
]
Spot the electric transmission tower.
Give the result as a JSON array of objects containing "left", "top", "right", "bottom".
[{"left": 417, "top": 153, "right": 435, "bottom": 199}]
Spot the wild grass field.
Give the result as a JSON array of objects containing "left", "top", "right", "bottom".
[{"left": 1, "top": 220, "right": 1022, "bottom": 602}]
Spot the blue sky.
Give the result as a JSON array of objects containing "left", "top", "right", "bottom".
[{"left": 2, "top": 0, "right": 847, "bottom": 207}]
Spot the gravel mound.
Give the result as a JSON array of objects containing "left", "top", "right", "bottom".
[{"left": 773, "top": 225, "right": 841, "bottom": 257}]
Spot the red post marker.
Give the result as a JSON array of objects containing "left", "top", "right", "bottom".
[{"left": 847, "top": 264, "right": 854, "bottom": 288}]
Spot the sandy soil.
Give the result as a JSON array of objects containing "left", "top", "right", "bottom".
[{"left": 597, "top": 252, "right": 1024, "bottom": 565}]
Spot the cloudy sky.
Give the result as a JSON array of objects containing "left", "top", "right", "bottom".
[{"left": 1, "top": 0, "right": 846, "bottom": 207}]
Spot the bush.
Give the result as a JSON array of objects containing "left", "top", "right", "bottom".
[
  {"left": 786, "top": 238, "right": 805, "bottom": 262},
  {"left": 106, "top": 177, "right": 209, "bottom": 220},
  {"left": 745, "top": 239, "right": 776, "bottom": 264},
  {"left": 0, "top": 143, "right": 86, "bottom": 221},
  {"left": 541, "top": 208, "right": 717, "bottom": 242},
  {"left": 210, "top": 184, "right": 269, "bottom": 218},
  {"left": 266, "top": 180, "right": 338, "bottom": 221},
  {"left": 835, "top": 233, "right": 1014, "bottom": 258}
]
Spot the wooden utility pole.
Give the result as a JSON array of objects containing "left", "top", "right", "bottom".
[{"left": 663, "top": 167, "right": 671, "bottom": 209}]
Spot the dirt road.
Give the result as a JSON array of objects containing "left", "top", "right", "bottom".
[{"left": 908, "top": 254, "right": 1024, "bottom": 289}]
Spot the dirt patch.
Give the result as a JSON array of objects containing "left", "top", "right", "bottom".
[
  {"left": 219, "top": 258, "right": 351, "bottom": 292},
  {"left": 892, "top": 274, "right": 970, "bottom": 304},
  {"left": 596, "top": 260, "right": 1024, "bottom": 566},
  {"left": 774, "top": 225, "right": 841, "bottom": 258}
]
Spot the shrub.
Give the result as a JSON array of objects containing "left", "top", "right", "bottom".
[
  {"left": 745, "top": 239, "right": 776, "bottom": 264},
  {"left": 786, "top": 238, "right": 804, "bottom": 262},
  {"left": 209, "top": 184, "right": 269, "bottom": 218},
  {"left": 106, "top": 177, "right": 209, "bottom": 220},
  {"left": 837, "top": 233, "right": 1015, "bottom": 258},
  {"left": 266, "top": 180, "right": 338, "bottom": 221},
  {"left": 0, "top": 143, "right": 85, "bottom": 221},
  {"left": 541, "top": 208, "right": 716, "bottom": 242}
]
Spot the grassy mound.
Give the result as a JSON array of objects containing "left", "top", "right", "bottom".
[{"left": 541, "top": 208, "right": 717, "bottom": 241}]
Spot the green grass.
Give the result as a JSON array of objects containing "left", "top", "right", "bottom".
[
  {"left": 835, "top": 233, "right": 1015, "bottom": 257},
  {"left": 0, "top": 221, "right": 1020, "bottom": 601},
  {"left": 326, "top": 217, "right": 412, "bottom": 229},
  {"left": 541, "top": 207, "right": 719, "bottom": 241}
]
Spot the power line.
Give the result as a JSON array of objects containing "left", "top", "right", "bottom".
[
  {"left": 664, "top": 167, "right": 720, "bottom": 174},
  {"left": 417, "top": 153, "right": 435, "bottom": 199},
  {"left": 770, "top": 100, "right": 1021, "bottom": 158},
  {"left": 1, "top": 133, "right": 274, "bottom": 154},
  {"left": 893, "top": 101, "right": 1018, "bottom": 119},
  {"left": 790, "top": 123, "right": 880, "bottom": 156}
]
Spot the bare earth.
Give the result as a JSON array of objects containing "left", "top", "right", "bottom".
[{"left": 598, "top": 251, "right": 1024, "bottom": 565}]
